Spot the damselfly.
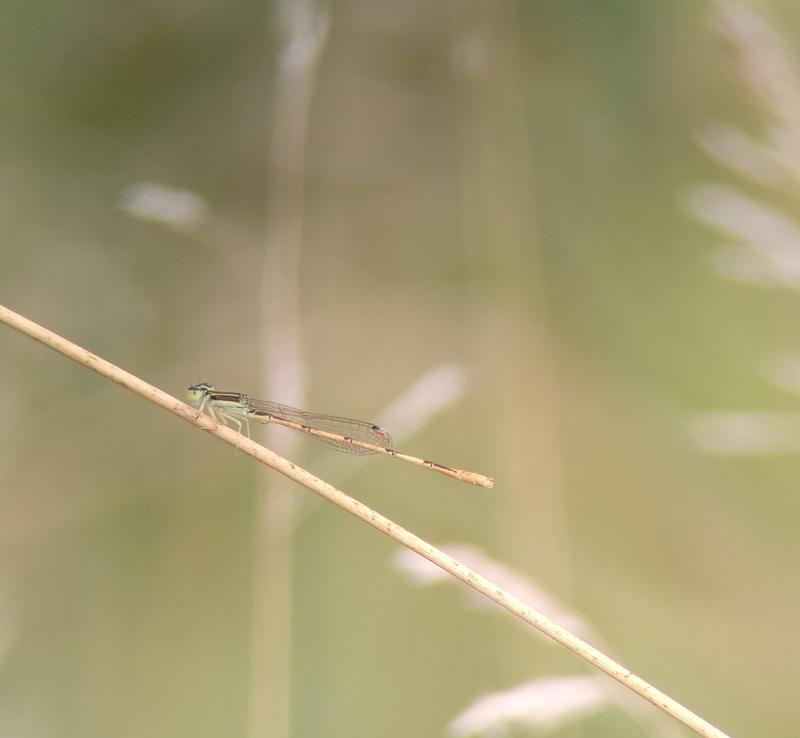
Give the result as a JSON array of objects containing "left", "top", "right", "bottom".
[{"left": 187, "top": 382, "right": 494, "bottom": 488}]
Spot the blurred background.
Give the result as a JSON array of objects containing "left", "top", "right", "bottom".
[{"left": 1, "top": 0, "right": 798, "bottom": 735}]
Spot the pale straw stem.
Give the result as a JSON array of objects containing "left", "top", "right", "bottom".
[{"left": 0, "top": 303, "right": 732, "bottom": 738}]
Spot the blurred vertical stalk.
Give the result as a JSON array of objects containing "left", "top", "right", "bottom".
[
  {"left": 451, "top": 5, "right": 568, "bottom": 579},
  {"left": 251, "top": 3, "right": 329, "bottom": 738}
]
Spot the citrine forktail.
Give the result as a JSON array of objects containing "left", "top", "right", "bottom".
[{"left": 187, "top": 383, "right": 494, "bottom": 488}]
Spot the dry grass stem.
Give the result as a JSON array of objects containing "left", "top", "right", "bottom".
[{"left": 0, "top": 303, "right": 731, "bottom": 738}]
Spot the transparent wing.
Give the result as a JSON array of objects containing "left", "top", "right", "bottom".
[{"left": 247, "top": 399, "right": 392, "bottom": 454}]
